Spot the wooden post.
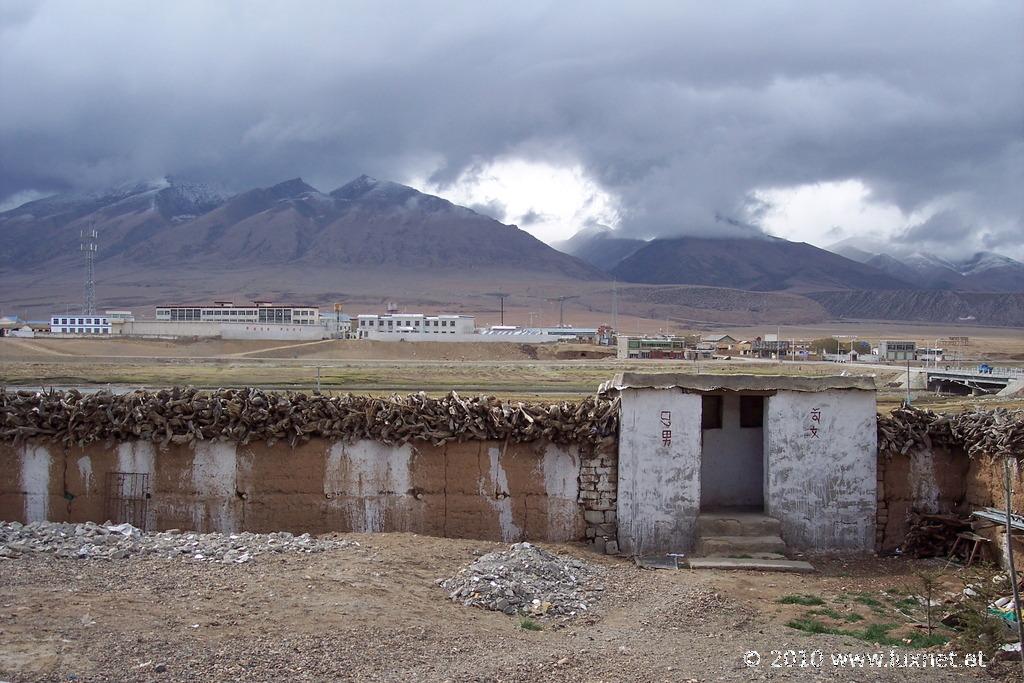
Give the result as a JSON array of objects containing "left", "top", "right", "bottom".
[{"left": 1003, "top": 455, "right": 1024, "bottom": 674}]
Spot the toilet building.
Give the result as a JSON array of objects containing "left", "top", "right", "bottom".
[{"left": 603, "top": 373, "right": 877, "bottom": 556}]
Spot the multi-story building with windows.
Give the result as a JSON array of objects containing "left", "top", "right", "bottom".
[
  {"left": 879, "top": 340, "right": 916, "bottom": 361},
  {"left": 50, "top": 315, "right": 111, "bottom": 335},
  {"left": 155, "top": 301, "right": 319, "bottom": 325},
  {"left": 355, "top": 313, "right": 475, "bottom": 339}
]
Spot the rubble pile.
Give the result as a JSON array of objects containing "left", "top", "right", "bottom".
[
  {"left": 0, "top": 521, "right": 355, "bottom": 562},
  {"left": 877, "top": 406, "right": 1024, "bottom": 459},
  {"left": 441, "top": 542, "right": 603, "bottom": 618},
  {"left": 0, "top": 388, "right": 619, "bottom": 448}
]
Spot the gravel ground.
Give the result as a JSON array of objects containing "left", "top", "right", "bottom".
[{"left": 0, "top": 532, "right": 1016, "bottom": 681}]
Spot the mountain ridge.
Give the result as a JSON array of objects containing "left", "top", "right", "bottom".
[{"left": 0, "top": 175, "right": 605, "bottom": 279}]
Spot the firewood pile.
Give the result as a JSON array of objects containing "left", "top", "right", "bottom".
[
  {"left": 877, "top": 406, "right": 1024, "bottom": 459},
  {"left": 900, "top": 512, "right": 971, "bottom": 558},
  {"left": 0, "top": 388, "right": 619, "bottom": 448}
]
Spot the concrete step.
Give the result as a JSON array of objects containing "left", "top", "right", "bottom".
[
  {"left": 697, "top": 512, "right": 781, "bottom": 537},
  {"left": 687, "top": 557, "right": 815, "bottom": 573},
  {"left": 696, "top": 534, "right": 787, "bottom": 556}
]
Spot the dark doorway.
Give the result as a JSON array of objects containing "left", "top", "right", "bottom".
[{"left": 700, "top": 393, "right": 765, "bottom": 510}]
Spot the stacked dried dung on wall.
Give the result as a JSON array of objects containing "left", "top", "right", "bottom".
[
  {"left": 0, "top": 388, "right": 618, "bottom": 448},
  {"left": 877, "top": 406, "right": 1024, "bottom": 459}
]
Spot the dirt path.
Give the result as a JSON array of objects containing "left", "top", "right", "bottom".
[
  {"left": 0, "top": 533, "right": 1010, "bottom": 682},
  {"left": 225, "top": 338, "right": 339, "bottom": 358}
]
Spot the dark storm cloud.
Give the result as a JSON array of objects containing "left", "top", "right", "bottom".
[
  {"left": 518, "top": 209, "right": 549, "bottom": 226},
  {"left": 1, "top": 1, "right": 1021, "bottom": 253},
  {"left": 467, "top": 198, "right": 507, "bottom": 222}
]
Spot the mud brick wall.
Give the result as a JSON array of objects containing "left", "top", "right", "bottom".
[
  {"left": 877, "top": 446, "right": 1024, "bottom": 568},
  {"left": 578, "top": 435, "right": 618, "bottom": 554},
  {"left": 0, "top": 438, "right": 595, "bottom": 545}
]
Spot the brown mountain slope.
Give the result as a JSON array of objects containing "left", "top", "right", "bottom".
[
  {"left": 0, "top": 176, "right": 606, "bottom": 280},
  {"left": 609, "top": 235, "right": 912, "bottom": 291},
  {"left": 807, "top": 290, "right": 1024, "bottom": 326}
]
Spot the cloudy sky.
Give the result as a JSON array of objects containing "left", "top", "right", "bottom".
[{"left": 1, "top": 1, "right": 1021, "bottom": 257}]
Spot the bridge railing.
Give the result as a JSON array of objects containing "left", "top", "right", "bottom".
[{"left": 927, "top": 365, "right": 1024, "bottom": 379}]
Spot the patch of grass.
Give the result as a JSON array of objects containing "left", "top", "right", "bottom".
[
  {"left": 894, "top": 597, "right": 919, "bottom": 610},
  {"left": 903, "top": 631, "right": 949, "bottom": 648},
  {"left": 809, "top": 607, "right": 864, "bottom": 623},
  {"left": 777, "top": 594, "right": 825, "bottom": 606},
  {"left": 518, "top": 617, "right": 543, "bottom": 631},
  {"left": 853, "top": 594, "right": 883, "bottom": 609},
  {"left": 786, "top": 616, "right": 949, "bottom": 648},
  {"left": 858, "top": 623, "right": 896, "bottom": 642},
  {"left": 785, "top": 617, "right": 835, "bottom": 635}
]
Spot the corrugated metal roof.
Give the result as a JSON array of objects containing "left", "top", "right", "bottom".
[{"left": 601, "top": 372, "right": 875, "bottom": 394}]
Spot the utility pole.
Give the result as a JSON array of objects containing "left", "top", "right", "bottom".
[
  {"left": 546, "top": 295, "right": 580, "bottom": 327},
  {"left": 612, "top": 280, "right": 619, "bottom": 333},
  {"left": 486, "top": 292, "right": 510, "bottom": 326},
  {"left": 528, "top": 311, "right": 537, "bottom": 327},
  {"left": 1003, "top": 453, "right": 1024, "bottom": 676},
  {"left": 906, "top": 358, "right": 912, "bottom": 405}
]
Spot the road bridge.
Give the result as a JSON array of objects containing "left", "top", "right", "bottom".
[{"left": 925, "top": 366, "right": 1024, "bottom": 395}]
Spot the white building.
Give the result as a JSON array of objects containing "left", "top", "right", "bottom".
[
  {"left": 50, "top": 314, "right": 111, "bottom": 335},
  {"left": 318, "top": 311, "right": 354, "bottom": 338},
  {"left": 155, "top": 301, "right": 319, "bottom": 325},
  {"left": 603, "top": 373, "right": 877, "bottom": 556},
  {"left": 356, "top": 313, "right": 475, "bottom": 339},
  {"left": 915, "top": 347, "right": 945, "bottom": 362},
  {"left": 879, "top": 340, "right": 916, "bottom": 361}
]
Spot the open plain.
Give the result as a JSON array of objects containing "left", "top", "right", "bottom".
[
  {"left": 0, "top": 532, "right": 1015, "bottom": 682},
  {"left": 2, "top": 332, "right": 1022, "bottom": 413}
]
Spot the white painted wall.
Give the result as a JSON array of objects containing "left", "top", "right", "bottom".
[
  {"left": 192, "top": 442, "right": 239, "bottom": 532},
  {"left": 114, "top": 320, "right": 326, "bottom": 340},
  {"left": 539, "top": 444, "right": 582, "bottom": 542},
  {"left": 765, "top": 389, "right": 877, "bottom": 550},
  {"left": 20, "top": 445, "right": 51, "bottom": 523},
  {"left": 616, "top": 388, "right": 702, "bottom": 555},
  {"left": 324, "top": 441, "right": 414, "bottom": 533}
]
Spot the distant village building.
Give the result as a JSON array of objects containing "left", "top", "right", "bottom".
[
  {"left": 879, "top": 340, "right": 916, "bottom": 361},
  {"left": 915, "top": 347, "right": 945, "bottom": 363},
  {"left": 749, "top": 335, "right": 790, "bottom": 359},
  {"left": 155, "top": 301, "right": 319, "bottom": 325},
  {"left": 700, "top": 334, "right": 737, "bottom": 352},
  {"left": 356, "top": 313, "right": 476, "bottom": 339},
  {"left": 110, "top": 302, "right": 327, "bottom": 341},
  {"left": 50, "top": 314, "right": 111, "bottom": 335},
  {"left": 617, "top": 336, "right": 689, "bottom": 360},
  {"left": 479, "top": 326, "right": 599, "bottom": 344}
]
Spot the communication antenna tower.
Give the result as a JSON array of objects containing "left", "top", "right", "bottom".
[{"left": 81, "top": 227, "right": 99, "bottom": 315}]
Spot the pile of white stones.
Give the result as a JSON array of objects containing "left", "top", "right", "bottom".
[
  {"left": 441, "top": 542, "right": 603, "bottom": 618},
  {"left": 0, "top": 521, "right": 355, "bottom": 563}
]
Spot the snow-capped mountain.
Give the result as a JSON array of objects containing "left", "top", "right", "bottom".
[{"left": 827, "top": 241, "right": 1024, "bottom": 292}]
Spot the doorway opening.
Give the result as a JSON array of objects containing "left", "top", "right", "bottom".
[{"left": 699, "top": 393, "right": 765, "bottom": 511}]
